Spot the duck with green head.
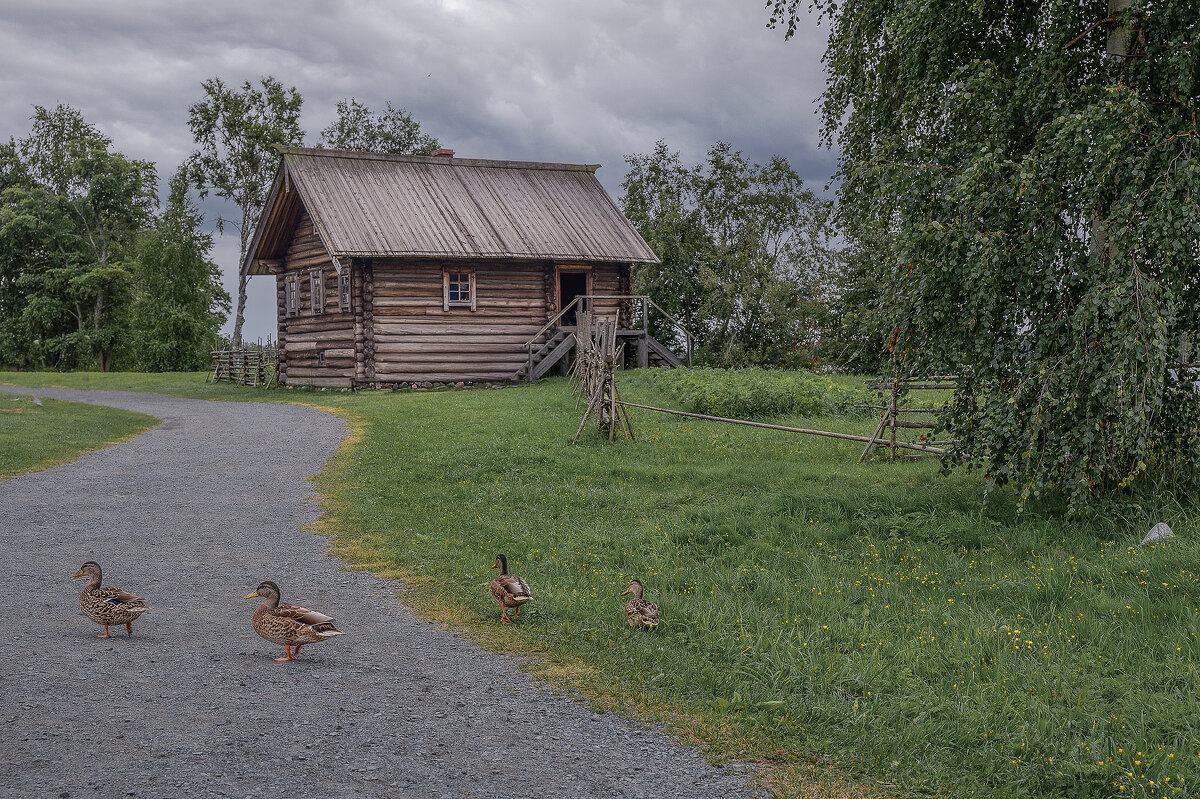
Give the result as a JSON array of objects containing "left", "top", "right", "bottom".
[{"left": 244, "top": 580, "right": 343, "bottom": 661}]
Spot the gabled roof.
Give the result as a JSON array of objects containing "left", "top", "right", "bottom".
[{"left": 244, "top": 147, "right": 658, "bottom": 274}]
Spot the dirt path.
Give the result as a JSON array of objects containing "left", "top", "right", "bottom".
[{"left": 0, "top": 387, "right": 757, "bottom": 799}]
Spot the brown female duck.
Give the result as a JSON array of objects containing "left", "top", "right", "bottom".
[
  {"left": 620, "top": 579, "right": 660, "bottom": 629},
  {"left": 244, "top": 581, "right": 343, "bottom": 661},
  {"left": 71, "top": 561, "right": 149, "bottom": 638},
  {"left": 489, "top": 554, "right": 532, "bottom": 622}
]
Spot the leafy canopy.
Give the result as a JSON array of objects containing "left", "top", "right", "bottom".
[
  {"left": 0, "top": 105, "right": 228, "bottom": 371},
  {"left": 184, "top": 76, "right": 304, "bottom": 346},
  {"left": 621, "top": 141, "right": 834, "bottom": 367},
  {"left": 768, "top": 0, "right": 1200, "bottom": 506},
  {"left": 319, "top": 98, "right": 439, "bottom": 155}
]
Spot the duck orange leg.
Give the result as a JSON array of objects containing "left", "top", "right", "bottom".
[
  {"left": 97, "top": 625, "right": 111, "bottom": 639},
  {"left": 499, "top": 601, "right": 509, "bottom": 622},
  {"left": 512, "top": 605, "right": 520, "bottom": 621},
  {"left": 125, "top": 622, "right": 133, "bottom": 637},
  {"left": 275, "top": 645, "right": 294, "bottom": 662}
]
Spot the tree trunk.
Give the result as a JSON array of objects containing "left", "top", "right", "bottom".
[{"left": 231, "top": 268, "right": 248, "bottom": 348}]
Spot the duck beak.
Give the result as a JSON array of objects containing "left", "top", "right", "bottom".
[
  {"left": 244, "top": 591, "right": 259, "bottom": 599},
  {"left": 71, "top": 570, "right": 85, "bottom": 580},
  {"left": 620, "top": 588, "right": 631, "bottom": 596}
]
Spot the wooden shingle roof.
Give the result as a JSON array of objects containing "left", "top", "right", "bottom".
[{"left": 244, "top": 147, "right": 658, "bottom": 274}]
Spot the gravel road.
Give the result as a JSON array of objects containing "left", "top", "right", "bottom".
[{"left": 0, "top": 387, "right": 759, "bottom": 799}]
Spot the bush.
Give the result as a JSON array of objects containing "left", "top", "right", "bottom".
[{"left": 633, "top": 367, "right": 872, "bottom": 420}]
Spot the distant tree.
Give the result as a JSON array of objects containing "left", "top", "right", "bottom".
[
  {"left": 0, "top": 140, "right": 32, "bottom": 364},
  {"left": 319, "top": 98, "right": 439, "bottom": 154},
  {"left": 768, "top": 0, "right": 1200, "bottom": 505},
  {"left": 622, "top": 141, "right": 834, "bottom": 366},
  {"left": 184, "top": 76, "right": 304, "bottom": 347},
  {"left": 2, "top": 105, "right": 156, "bottom": 370},
  {"left": 816, "top": 228, "right": 892, "bottom": 373},
  {"left": 122, "top": 169, "right": 230, "bottom": 371}
]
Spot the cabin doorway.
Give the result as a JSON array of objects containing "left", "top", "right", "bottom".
[{"left": 558, "top": 271, "right": 589, "bottom": 326}]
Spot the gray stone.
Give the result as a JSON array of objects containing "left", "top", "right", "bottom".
[{"left": 1141, "top": 522, "right": 1174, "bottom": 546}]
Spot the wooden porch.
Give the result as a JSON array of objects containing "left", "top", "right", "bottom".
[{"left": 516, "top": 295, "right": 691, "bottom": 382}]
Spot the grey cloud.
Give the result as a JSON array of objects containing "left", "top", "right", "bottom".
[{"left": 1, "top": 0, "right": 833, "bottom": 343}]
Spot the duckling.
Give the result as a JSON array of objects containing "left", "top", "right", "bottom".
[
  {"left": 244, "top": 581, "right": 343, "bottom": 661},
  {"left": 620, "top": 579, "right": 660, "bottom": 629},
  {"left": 71, "top": 561, "right": 149, "bottom": 638},
  {"left": 489, "top": 554, "right": 532, "bottom": 622}
]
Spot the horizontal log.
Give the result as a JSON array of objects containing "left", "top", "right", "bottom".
[
  {"left": 374, "top": 341, "right": 526, "bottom": 354},
  {"left": 373, "top": 334, "right": 529, "bottom": 345},
  {"left": 375, "top": 370, "right": 518, "bottom": 382},
  {"left": 284, "top": 376, "right": 353, "bottom": 388},
  {"left": 284, "top": 330, "right": 355, "bottom": 344},
  {"left": 618, "top": 401, "right": 947, "bottom": 455},
  {"left": 286, "top": 367, "right": 354, "bottom": 378},
  {"left": 378, "top": 353, "right": 527, "bottom": 365},
  {"left": 371, "top": 296, "right": 545, "bottom": 310},
  {"left": 374, "top": 323, "right": 544, "bottom": 336}
]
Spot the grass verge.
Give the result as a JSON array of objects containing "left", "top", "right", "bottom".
[
  {"left": 2, "top": 370, "right": 1196, "bottom": 798},
  {"left": 0, "top": 392, "right": 159, "bottom": 479}
]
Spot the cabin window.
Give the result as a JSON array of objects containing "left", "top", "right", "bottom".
[
  {"left": 443, "top": 270, "right": 476, "bottom": 311},
  {"left": 284, "top": 275, "right": 299, "bottom": 317},
  {"left": 338, "top": 272, "right": 351, "bottom": 312},
  {"left": 310, "top": 268, "right": 325, "bottom": 314}
]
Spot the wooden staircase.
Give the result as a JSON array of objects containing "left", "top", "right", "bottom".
[
  {"left": 514, "top": 329, "right": 576, "bottom": 381},
  {"left": 517, "top": 295, "right": 692, "bottom": 382}
]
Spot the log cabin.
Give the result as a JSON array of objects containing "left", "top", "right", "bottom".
[{"left": 243, "top": 146, "right": 676, "bottom": 388}]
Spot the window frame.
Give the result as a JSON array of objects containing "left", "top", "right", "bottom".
[
  {"left": 309, "top": 268, "right": 325, "bottom": 314},
  {"left": 284, "top": 274, "right": 299, "bottom": 318},
  {"left": 338, "top": 271, "right": 351, "bottom": 313},
  {"left": 443, "top": 269, "right": 476, "bottom": 311}
]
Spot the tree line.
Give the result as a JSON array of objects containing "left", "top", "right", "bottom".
[{"left": 0, "top": 81, "right": 441, "bottom": 370}]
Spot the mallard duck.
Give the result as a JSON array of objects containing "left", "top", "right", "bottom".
[
  {"left": 620, "top": 579, "right": 660, "bottom": 629},
  {"left": 71, "top": 561, "right": 149, "bottom": 638},
  {"left": 489, "top": 554, "right": 532, "bottom": 622},
  {"left": 244, "top": 581, "right": 343, "bottom": 661}
]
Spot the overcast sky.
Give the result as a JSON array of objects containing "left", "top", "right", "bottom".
[{"left": 0, "top": 0, "right": 833, "bottom": 342}]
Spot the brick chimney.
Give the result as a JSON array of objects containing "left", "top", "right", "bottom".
[{"left": 431, "top": 149, "right": 455, "bottom": 158}]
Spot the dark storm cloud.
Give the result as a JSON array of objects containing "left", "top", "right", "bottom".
[{"left": 0, "top": 0, "right": 832, "bottom": 342}]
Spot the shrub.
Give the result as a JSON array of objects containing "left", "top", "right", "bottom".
[{"left": 634, "top": 367, "right": 872, "bottom": 420}]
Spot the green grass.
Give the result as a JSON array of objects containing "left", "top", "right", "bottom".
[
  {"left": 1, "top": 370, "right": 1196, "bottom": 798},
  {"left": 0, "top": 392, "right": 159, "bottom": 479}
]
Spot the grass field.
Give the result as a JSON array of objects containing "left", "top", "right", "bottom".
[
  {"left": 0, "top": 391, "right": 159, "bottom": 479},
  {"left": 1, "top": 370, "right": 1196, "bottom": 798}
]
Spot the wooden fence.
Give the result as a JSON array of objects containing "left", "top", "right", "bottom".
[
  {"left": 208, "top": 347, "right": 279, "bottom": 387},
  {"left": 856, "top": 374, "right": 957, "bottom": 461}
]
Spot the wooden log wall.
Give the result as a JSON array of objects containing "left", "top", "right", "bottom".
[
  {"left": 278, "top": 210, "right": 354, "bottom": 388},
  {"left": 269, "top": 209, "right": 633, "bottom": 386},
  {"left": 371, "top": 260, "right": 546, "bottom": 382},
  {"left": 590, "top": 266, "right": 624, "bottom": 321}
]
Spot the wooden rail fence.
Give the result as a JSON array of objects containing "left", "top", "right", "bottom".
[
  {"left": 208, "top": 347, "right": 279, "bottom": 387},
  {"left": 856, "top": 374, "right": 957, "bottom": 462}
]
